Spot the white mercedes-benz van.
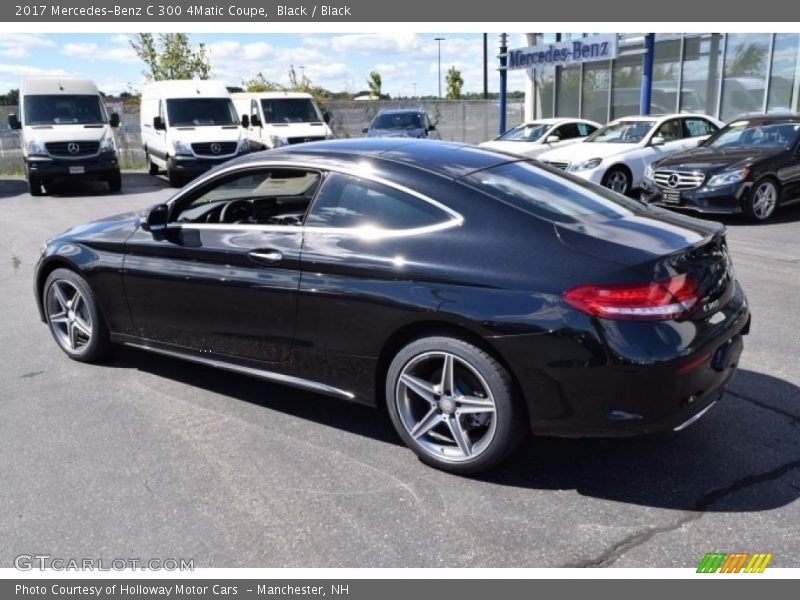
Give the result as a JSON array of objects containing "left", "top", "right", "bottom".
[
  {"left": 140, "top": 80, "right": 248, "bottom": 186},
  {"left": 231, "top": 92, "right": 334, "bottom": 150},
  {"left": 8, "top": 77, "right": 121, "bottom": 196}
]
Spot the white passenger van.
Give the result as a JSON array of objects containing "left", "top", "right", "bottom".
[
  {"left": 140, "top": 80, "right": 248, "bottom": 186},
  {"left": 8, "top": 77, "right": 121, "bottom": 196},
  {"left": 231, "top": 92, "right": 333, "bottom": 151}
]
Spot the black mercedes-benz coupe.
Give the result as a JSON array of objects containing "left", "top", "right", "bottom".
[
  {"left": 35, "top": 139, "right": 750, "bottom": 473},
  {"left": 641, "top": 115, "right": 800, "bottom": 221}
]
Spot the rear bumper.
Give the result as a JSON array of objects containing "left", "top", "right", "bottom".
[
  {"left": 640, "top": 178, "right": 751, "bottom": 214},
  {"left": 492, "top": 281, "right": 750, "bottom": 437},
  {"left": 26, "top": 153, "right": 119, "bottom": 179}
]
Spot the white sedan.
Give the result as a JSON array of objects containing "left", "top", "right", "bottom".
[
  {"left": 479, "top": 118, "right": 601, "bottom": 158},
  {"left": 537, "top": 114, "right": 723, "bottom": 194}
]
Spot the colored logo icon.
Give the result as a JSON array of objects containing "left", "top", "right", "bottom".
[{"left": 697, "top": 552, "right": 773, "bottom": 573}]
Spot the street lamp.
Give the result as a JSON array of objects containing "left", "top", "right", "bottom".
[{"left": 434, "top": 37, "right": 445, "bottom": 99}]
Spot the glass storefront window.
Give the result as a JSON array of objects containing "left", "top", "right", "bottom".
[
  {"left": 582, "top": 60, "right": 610, "bottom": 123},
  {"left": 681, "top": 34, "right": 723, "bottom": 116},
  {"left": 611, "top": 54, "right": 642, "bottom": 119},
  {"left": 720, "top": 33, "right": 771, "bottom": 120},
  {"left": 556, "top": 64, "right": 581, "bottom": 117},
  {"left": 535, "top": 65, "right": 555, "bottom": 118},
  {"left": 652, "top": 38, "right": 682, "bottom": 113},
  {"left": 768, "top": 33, "right": 800, "bottom": 113}
]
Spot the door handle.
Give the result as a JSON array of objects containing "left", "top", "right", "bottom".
[{"left": 248, "top": 250, "right": 283, "bottom": 264}]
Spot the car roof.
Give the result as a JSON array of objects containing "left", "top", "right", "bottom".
[
  {"left": 231, "top": 138, "right": 517, "bottom": 179},
  {"left": 515, "top": 117, "right": 594, "bottom": 126},
  {"left": 377, "top": 108, "right": 426, "bottom": 115},
  {"left": 726, "top": 112, "right": 800, "bottom": 123}
]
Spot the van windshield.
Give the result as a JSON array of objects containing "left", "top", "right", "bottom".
[
  {"left": 24, "top": 95, "right": 105, "bottom": 126},
  {"left": 260, "top": 98, "right": 322, "bottom": 124},
  {"left": 166, "top": 98, "right": 239, "bottom": 127}
]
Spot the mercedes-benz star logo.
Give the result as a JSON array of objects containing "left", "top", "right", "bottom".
[
  {"left": 210, "top": 143, "right": 221, "bottom": 154},
  {"left": 667, "top": 173, "right": 680, "bottom": 188},
  {"left": 67, "top": 143, "right": 80, "bottom": 155}
]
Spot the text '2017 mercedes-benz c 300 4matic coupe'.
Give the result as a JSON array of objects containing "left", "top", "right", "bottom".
[{"left": 35, "top": 139, "right": 750, "bottom": 474}]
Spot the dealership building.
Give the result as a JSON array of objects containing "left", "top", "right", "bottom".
[{"left": 513, "top": 33, "right": 800, "bottom": 123}]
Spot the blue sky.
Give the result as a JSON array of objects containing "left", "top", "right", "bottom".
[{"left": 0, "top": 33, "right": 528, "bottom": 97}]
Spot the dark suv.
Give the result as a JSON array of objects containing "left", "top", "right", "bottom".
[
  {"left": 363, "top": 109, "right": 438, "bottom": 139},
  {"left": 641, "top": 114, "right": 800, "bottom": 222}
]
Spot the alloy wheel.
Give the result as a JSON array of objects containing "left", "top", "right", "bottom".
[
  {"left": 752, "top": 181, "right": 777, "bottom": 220},
  {"left": 606, "top": 170, "right": 629, "bottom": 194},
  {"left": 46, "top": 280, "right": 93, "bottom": 353}
]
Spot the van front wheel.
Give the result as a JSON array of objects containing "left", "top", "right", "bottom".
[
  {"left": 167, "top": 166, "right": 182, "bottom": 188},
  {"left": 28, "top": 174, "right": 44, "bottom": 196}
]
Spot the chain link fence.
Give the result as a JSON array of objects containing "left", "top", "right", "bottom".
[{"left": 0, "top": 100, "right": 525, "bottom": 175}]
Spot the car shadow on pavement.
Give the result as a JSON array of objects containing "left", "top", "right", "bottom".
[
  {"left": 0, "top": 178, "right": 29, "bottom": 198},
  {"left": 46, "top": 173, "right": 169, "bottom": 197},
  {"left": 482, "top": 368, "right": 800, "bottom": 512}
]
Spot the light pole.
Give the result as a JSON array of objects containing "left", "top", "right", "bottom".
[{"left": 434, "top": 37, "right": 445, "bottom": 99}]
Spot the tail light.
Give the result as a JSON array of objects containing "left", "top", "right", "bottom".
[{"left": 563, "top": 274, "right": 699, "bottom": 321}]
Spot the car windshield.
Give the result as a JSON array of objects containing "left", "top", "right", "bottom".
[
  {"left": 23, "top": 95, "right": 105, "bottom": 126},
  {"left": 585, "top": 120, "right": 655, "bottom": 144},
  {"left": 166, "top": 98, "right": 239, "bottom": 127},
  {"left": 260, "top": 98, "right": 322, "bottom": 124},
  {"left": 496, "top": 123, "right": 550, "bottom": 142},
  {"left": 372, "top": 113, "right": 423, "bottom": 130},
  {"left": 706, "top": 120, "right": 800, "bottom": 150}
]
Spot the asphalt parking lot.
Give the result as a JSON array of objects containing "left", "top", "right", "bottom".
[{"left": 1, "top": 173, "right": 799, "bottom": 568}]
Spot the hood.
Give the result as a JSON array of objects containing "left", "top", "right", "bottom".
[
  {"left": 48, "top": 211, "right": 140, "bottom": 245},
  {"left": 539, "top": 141, "right": 640, "bottom": 164},
  {"left": 24, "top": 124, "right": 111, "bottom": 143},
  {"left": 654, "top": 145, "right": 784, "bottom": 172},
  {"left": 366, "top": 128, "right": 426, "bottom": 139},
  {"left": 480, "top": 140, "right": 544, "bottom": 154}
]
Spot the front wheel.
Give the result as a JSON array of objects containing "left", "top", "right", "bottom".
[
  {"left": 602, "top": 167, "right": 631, "bottom": 195},
  {"left": 107, "top": 170, "right": 122, "bottom": 192},
  {"left": 28, "top": 174, "right": 44, "bottom": 196},
  {"left": 167, "top": 163, "right": 183, "bottom": 188},
  {"left": 43, "top": 268, "right": 111, "bottom": 362},
  {"left": 745, "top": 178, "right": 779, "bottom": 222},
  {"left": 386, "top": 336, "right": 526, "bottom": 474}
]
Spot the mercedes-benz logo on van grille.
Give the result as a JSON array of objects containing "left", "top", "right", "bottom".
[
  {"left": 668, "top": 173, "right": 680, "bottom": 188},
  {"left": 210, "top": 143, "right": 221, "bottom": 154},
  {"left": 67, "top": 143, "right": 80, "bottom": 155}
]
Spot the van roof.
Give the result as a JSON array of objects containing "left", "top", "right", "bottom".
[
  {"left": 231, "top": 92, "right": 314, "bottom": 100},
  {"left": 141, "top": 80, "right": 231, "bottom": 99},
  {"left": 21, "top": 77, "right": 99, "bottom": 95}
]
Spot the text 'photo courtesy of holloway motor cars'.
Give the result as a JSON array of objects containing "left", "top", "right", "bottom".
[{"left": 34, "top": 139, "right": 750, "bottom": 474}]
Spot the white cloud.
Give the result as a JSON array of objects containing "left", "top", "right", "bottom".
[
  {"left": 62, "top": 37, "right": 137, "bottom": 63},
  {"left": 0, "top": 34, "right": 55, "bottom": 59},
  {"left": 0, "top": 64, "right": 71, "bottom": 77}
]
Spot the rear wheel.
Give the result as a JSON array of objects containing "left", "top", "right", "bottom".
[
  {"left": 603, "top": 167, "right": 631, "bottom": 195},
  {"left": 745, "top": 178, "right": 779, "bottom": 222},
  {"left": 386, "top": 336, "right": 526, "bottom": 474},
  {"left": 43, "top": 268, "right": 111, "bottom": 362}
]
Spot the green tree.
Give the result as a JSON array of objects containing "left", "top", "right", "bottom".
[
  {"left": 130, "top": 33, "right": 211, "bottom": 81},
  {"left": 367, "top": 70, "right": 382, "bottom": 98},
  {"left": 243, "top": 72, "right": 282, "bottom": 93},
  {"left": 445, "top": 66, "right": 464, "bottom": 100},
  {"left": 0, "top": 88, "right": 19, "bottom": 105}
]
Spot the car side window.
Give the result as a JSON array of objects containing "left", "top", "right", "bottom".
[
  {"left": 654, "top": 118, "right": 683, "bottom": 142},
  {"left": 173, "top": 168, "right": 322, "bottom": 225},
  {"left": 554, "top": 123, "right": 579, "bottom": 140},
  {"left": 306, "top": 172, "right": 452, "bottom": 230},
  {"left": 576, "top": 123, "right": 597, "bottom": 137},
  {"left": 683, "top": 118, "right": 717, "bottom": 138}
]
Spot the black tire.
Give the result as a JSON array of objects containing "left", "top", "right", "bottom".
[
  {"left": 42, "top": 268, "right": 111, "bottom": 363},
  {"left": 385, "top": 336, "right": 527, "bottom": 474},
  {"left": 107, "top": 170, "right": 122, "bottom": 193},
  {"left": 744, "top": 177, "right": 779, "bottom": 222},
  {"left": 147, "top": 151, "right": 159, "bottom": 176},
  {"left": 167, "top": 165, "right": 183, "bottom": 188},
  {"left": 602, "top": 166, "right": 631, "bottom": 195},
  {"left": 28, "top": 174, "right": 44, "bottom": 196}
]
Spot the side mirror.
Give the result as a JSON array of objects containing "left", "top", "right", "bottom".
[
  {"left": 141, "top": 203, "right": 169, "bottom": 234},
  {"left": 251, "top": 114, "right": 262, "bottom": 127},
  {"left": 545, "top": 134, "right": 560, "bottom": 143},
  {"left": 241, "top": 114, "right": 250, "bottom": 128},
  {"left": 7, "top": 114, "right": 21, "bottom": 130},
  {"left": 323, "top": 111, "right": 331, "bottom": 124},
  {"left": 650, "top": 136, "right": 666, "bottom": 147},
  {"left": 428, "top": 124, "right": 436, "bottom": 132},
  {"left": 153, "top": 116, "right": 166, "bottom": 131},
  {"left": 109, "top": 113, "right": 120, "bottom": 128},
  {"left": 362, "top": 127, "right": 369, "bottom": 134}
]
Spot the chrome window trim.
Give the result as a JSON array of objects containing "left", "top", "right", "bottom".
[{"left": 169, "top": 160, "right": 465, "bottom": 236}]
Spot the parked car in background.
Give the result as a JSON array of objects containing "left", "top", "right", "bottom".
[
  {"left": 538, "top": 114, "right": 722, "bottom": 194},
  {"left": 35, "top": 139, "right": 749, "bottom": 474},
  {"left": 140, "top": 80, "right": 249, "bottom": 187},
  {"left": 363, "top": 109, "right": 438, "bottom": 139},
  {"left": 232, "top": 91, "right": 334, "bottom": 151},
  {"left": 641, "top": 114, "right": 800, "bottom": 221},
  {"left": 479, "top": 118, "right": 601, "bottom": 158},
  {"left": 8, "top": 77, "right": 121, "bottom": 196}
]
